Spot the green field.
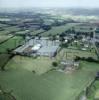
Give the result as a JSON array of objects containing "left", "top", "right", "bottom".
[
  {"left": 0, "top": 57, "right": 99, "bottom": 100},
  {"left": 87, "top": 81, "right": 99, "bottom": 100},
  {"left": 0, "top": 35, "right": 13, "bottom": 43},
  {"left": 15, "top": 30, "right": 30, "bottom": 35},
  {"left": 0, "top": 36, "right": 24, "bottom": 53},
  {"left": 4, "top": 26, "right": 20, "bottom": 32},
  {"left": 0, "top": 21, "right": 99, "bottom": 100},
  {"left": 0, "top": 26, "right": 20, "bottom": 35},
  {"left": 31, "top": 29, "right": 45, "bottom": 35},
  {"left": 56, "top": 48, "right": 97, "bottom": 62},
  {"left": 0, "top": 54, "right": 11, "bottom": 70},
  {"left": 0, "top": 23, "right": 9, "bottom": 28},
  {"left": 74, "top": 25, "right": 94, "bottom": 33},
  {"left": 6, "top": 56, "right": 54, "bottom": 75},
  {"left": 41, "top": 23, "right": 78, "bottom": 36}
]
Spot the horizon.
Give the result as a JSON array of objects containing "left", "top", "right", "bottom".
[{"left": 0, "top": 0, "right": 99, "bottom": 9}]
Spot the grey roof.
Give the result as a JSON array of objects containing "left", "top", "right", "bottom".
[
  {"left": 38, "top": 46, "right": 58, "bottom": 53},
  {"left": 14, "top": 38, "right": 59, "bottom": 56}
]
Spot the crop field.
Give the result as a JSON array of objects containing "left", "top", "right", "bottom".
[
  {"left": 0, "top": 61, "right": 99, "bottom": 100},
  {"left": 0, "top": 36, "right": 24, "bottom": 53},
  {"left": 41, "top": 23, "right": 79, "bottom": 36}
]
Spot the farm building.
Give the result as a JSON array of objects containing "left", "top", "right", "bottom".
[
  {"left": 14, "top": 37, "right": 59, "bottom": 57},
  {"left": 37, "top": 46, "right": 58, "bottom": 57},
  {"left": 31, "top": 44, "right": 42, "bottom": 52},
  {"left": 60, "top": 60, "right": 79, "bottom": 72}
]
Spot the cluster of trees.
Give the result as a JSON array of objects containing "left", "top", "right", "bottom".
[
  {"left": 41, "top": 25, "right": 52, "bottom": 31},
  {"left": 96, "top": 42, "right": 99, "bottom": 47},
  {"left": 75, "top": 56, "right": 99, "bottom": 63}
]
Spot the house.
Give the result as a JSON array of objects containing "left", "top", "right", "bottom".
[
  {"left": 81, "top": 48, "right": 87, "bottom": 51},
  {"left": 60, "top": 60, "right": 79, "bottom": 72}
]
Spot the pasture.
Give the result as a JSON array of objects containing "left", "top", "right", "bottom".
[
  {"left": 0, "top": 36, "right": 24, "bottom": 53},
  {"left": 0, "top": 54, "right": 11, "bottom": 70},
  {"left": 56, "top": 48, "right": 97, "bottom": 62},
  {"left": 0, "top": 61, "right": 99, "bottom": 100},
  {"left": 31, "top": 29, "right": 45, "bottom": 35},
  {"left": 41, "top": 23, "right": 79, "bottom": 36},
  {"left": 87, "top": 81, "right": 99, "bottom": 100},
  {"left": 0, "top": 25, "right": 20, "bottom": 35},
  {"left": 6, "top": 56, "right": 54, "bottom": 75},
  {"left": 0, "top": 35, "right": 13, "bottom": 43}
]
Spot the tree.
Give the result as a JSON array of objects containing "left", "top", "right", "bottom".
[
  {"left": 90, "top": 32, "right": 94, "bottom": 38},
  {"left": 32, "top": 70, "right": 36, "bottom": 74},
  {"left": 59, "top": 37, "right": 65, "bottom": 42},
  {"left": 71, "top": 27, "right": 75, "bottom": 34},
  {"left": 52, "top": 62, "right": 58, "bottom": 67}
]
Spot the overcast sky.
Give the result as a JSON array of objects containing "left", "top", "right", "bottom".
[{"left": 0, "top": 0, "right": 99, "bottom": 8}]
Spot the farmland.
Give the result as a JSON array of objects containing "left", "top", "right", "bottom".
[
  {"left": 0, "top": 36, "right": 24, "bottom": 53},
  {"left": 41, "top": 23, "right": 79, "bottom": 36},
  {"left": 56, "top": 48, "right": 97, "bottom": 61},
  {"left": 0, "top": 10, "right": 99, "bottom": 100},
  {"left": 0, "top": 35, "right": 13, "bottom": 43},
  {"left": 0, "top": 61, "right": 99, "bottom": 100},
  {"left": 6, "top": 56, "right": 54, "bottom": 75},
  {"left": 30, "top": 29, "right": 45, "bottom": 35},
  {"left": 0, "top": 54, "right": 11, "bottom": 70},
  {"left": 0, "top": 26, "right": 20, "bottom": 35}
]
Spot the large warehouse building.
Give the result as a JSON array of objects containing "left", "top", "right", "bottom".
[{"left": 14, "top": 38, "right": 60, "bottom": 57}]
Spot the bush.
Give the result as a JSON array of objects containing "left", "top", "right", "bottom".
[{"left": 32, "top": 70, "right": 36, "bottom": 74}]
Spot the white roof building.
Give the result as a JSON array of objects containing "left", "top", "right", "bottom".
[{"left": 31, "top": 44, "right": 41, "bottom": 51}]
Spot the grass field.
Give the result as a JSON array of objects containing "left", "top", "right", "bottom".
[
  {"left": 0, "top": 26, "right": 20, "bottom": 35},
  {"left": 0, "top": 36, "right": 24, "bottom": 53},
  {"left": 0, "top": 93, "right": 14, "bottom": 100},
  {"left": 74, "top": 25, "right": 94, "bottom": 33},
  {"left": 31, "top": 29, "right": 45, "bottom": 35},
  {"left": 0, "top": 23, "right": 9, "bottom": 28},
  {"left": 0, "top": 30, "right": 11, "bottom": 35},
  {"left": 0, "top": 59, "right": 99, "bottom": 100},
  {"left": 41, "top": 23, "right": 78, "bottom": 36},
  {"left": 0, "top": 54, "right": 11, "bottom": 70},
  {"left": 4, "top": 26, "right": 20, "bottom": 32},
  {"left": 87, "top": 81, "right": 99, "bottom": 100},
  {"left": 0, "top": 35, "right": 13, "bottom": 43},
  {"left": 6, "top": 56, "right": 54, "bottom": 75},
  {"left": 56, "top": 48, "right": 97, "bottom": 62},
  {"left": 15, "top": 30, "right": 30, "bottom": 35},
  {"left": 0, "top": 22, "right": 98, "bottom": 100}
]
